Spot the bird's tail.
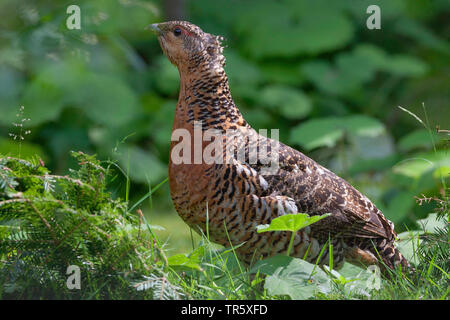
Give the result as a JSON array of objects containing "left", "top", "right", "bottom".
[
  {"left": 372, "top": 238, "right": 412, "bottom": 277},
  {"left": 345, "top": 238, "right": 413, "bottom": 278}
]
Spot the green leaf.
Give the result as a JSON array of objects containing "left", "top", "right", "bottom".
[
  {"left": 0, "top": 138, "right": 47, "bottom": 161},
  {"left": 167, "top": 251, "right": 203, "bottom": 271},
  {"left": 252, "top": 255, "right": 332, "bottom": 299},
  {"left": 290, "top": 115, "right": 385, "bottom": 150},
  {"left": 259, "top": 62, "right": 304, "bottom": 86},
  {"left": 354, "top": 44, "right": 428, "bottom": 77},
  {"left": 398, "top": 129, "right": 441, "bottom": 152},
  {"left": 257, "top": 213, "right": 331, "bottom": 257},
  {"left": 297, "top": 10, "right": 353, "bottom": 55},
  {"left": 385, "top": 192, "right": 416, "bottom": 224},
  {"left": 20, "top": 60, "right": 139, "bottom": 127},
  {"left": 301, "top": 61, "right": 342, "bottom": 95},
  {"left": 154, "top": 56, "right": 180, "bottom": 96},
  {"left": 115, "top": 146, "right": 167, "bottom": 184},
  {"left": 343, "top": 115, "right": 385, "bottom": 137},
  {"left": 225, "top": 50, "right": 264, "bottom": 100},
  {"left": 384, "top": 55, "right": 428, "bottom": 77},
  {"left": 226, "top": 50, "right": 264, "bottom": 87},
  {"left": 396, "top": 213, "right": 448, "bottom": 264},
  {"left": 302, "top": 44, "right": 428, "bottom": 95},
  {"left": 393, "top": 150, "right": 450, "bottom": 179},
  {"left": 416, "top": 213, "right": 448, "bottom": 234},
  {"left": 257, "top": 213, "right": 330, "bottom": 234},
  {"left": 348, "top": 132, "right": 395, "bottom": 160},
  {"left": 257, "top": 85, "right": 312, "bottom": 119},
  {"left": 235, "top": 1, "right": 353, "bottom": 58},
  {"left": 396, "top": 231, "right": 422, "bottom": 264},
  {"left": 167, "top": 246, "right": 206, "bottom": 271},
  {"left": 348, "top": 154, "right": 400, "bottom": 175},
  {"left": 290, "top": 117, "right": 344, "bottom": 150}
]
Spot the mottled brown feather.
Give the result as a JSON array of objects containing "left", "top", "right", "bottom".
[{"left": 153, "top": 21, "right": 410, "bottom": 274}]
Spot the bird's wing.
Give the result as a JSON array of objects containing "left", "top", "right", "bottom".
[{"left": 253, "top": 139, "right": 395, "bottom": 240}]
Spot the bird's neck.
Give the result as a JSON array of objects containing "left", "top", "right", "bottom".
[{"left": 174, "top": 61, "right": 247, "bottom": 132}]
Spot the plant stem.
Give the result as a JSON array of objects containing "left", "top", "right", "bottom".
[{"left": 287, "top": 231, "right": 295, "bottom": 257}]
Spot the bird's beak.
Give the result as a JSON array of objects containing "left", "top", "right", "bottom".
[{"left": 147, "top": 23, "right": 162, "bottom": 35}]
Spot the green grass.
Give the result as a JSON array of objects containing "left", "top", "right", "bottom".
[
  {"left": 142, "top": 187, "right": 448, "bottom": 300},
  {"left": 1, "top": 102, "right": 448, "bottom": 299},
  {"left": 143, "top": 191, "right": 448, "bottom": 300},
  {"left": 140, "top": 205, "right": 449, "bottom": 300},
  {"left": 147, "top": 210, "right": 203, "bottom": 255},
  {"left": 0, "top": 152, "right": 448, "bottom": 300}
]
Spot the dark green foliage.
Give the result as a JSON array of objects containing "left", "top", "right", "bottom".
[
  {"left": 0, "top": 152, "right": 182, "bottom": 299},
  {"left": 0, "top": 0, "right": 448, "bottom": 300},
  {"left": 0, "top": 0, "right": 448, "bottom": 231},
  {"left": 417, "top": 195, "right": 449, "bottom": 278},
  {"left": 0, "top": 152, "right": 447, "bottom": 300}
]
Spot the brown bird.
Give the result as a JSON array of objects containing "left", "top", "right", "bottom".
[{"left": 150, "top": 21, "right": 410, "bottom": 274}]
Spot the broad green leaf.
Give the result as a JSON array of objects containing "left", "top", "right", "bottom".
[
  {"left": 226, "top": 50, "right": 264, "bottom": 87},
  {"left": 384, "top": 55, "right": 428, "bottom": 77},
  {"left": 226, "top": 50, "right": 264, "bottom": 100},
  {"left": 258, "top": 85, "right": 312, "bottom": 120},
  {"left": 335, "top": 51, "right": 376, "bottom": 85},
  {"left": 20, "top": 77, "right": 65, "bottom": 126},
  {"left": 290, "top": 117, "right": 344, "bottom": 150},
  {"left": 20, "top": 60, "right": 139, "bottom": 127},
  {"left": 385, "top": 192, "right": 416, "bottom": 224},
  {"left": 416, "top": 213, "right": 448, "bottom": 234},
  {"left": 301, "top": 61, "right": 343, "bottom": 95},
  {"left": 343, "top": 115, "right": 385, "bottom": 138},
  {"left": 293, "top": 9, "right": 354, "bottom": 55},
  {"left": 348, "top": 154, "right": 400, "bottom": 175},
  {"left": 353, "top": 44, "right": 389, "bottom": 69},
  {"left": 257, "top": 213, "right": 330, "bottom": 233},
  {"left": 348, "top": 132, "right": 395, "bottom": 160},
  {"left": 302, "top": 44, "right": 428, "bottom": 95},
  {"left": 434, "top": 166, "right": 450, "bottom": 179},
  {"left": 167, "top": 254, "right": 203, "bottom": 271},
  {"left": 393, "top": 150, "right": 450, "bottom": 179},
  {"left": 260, "top": 62, "right": 305, "bottom": 86},
  {"left": 235, "top": 1, "right": 353, "bottom": 58},
  {"left": 337, "top": 262, "right": 365, "bottom": 279},
  {"left": 115, "top": 146, "right": 167, "bottom": 184},
  {"left": 290, "top": 115, "right": 385, "bottom": 150},
  {"left": 301, "top": 53, "right": 376, "bottom": 95},
  {"left": 251, "top": 255, "right": 332, "bottom": 299},
  {"left": 75, "top": 73, "right": 140, "bottom": 127},
  {"left": 396, "top": 213, "right": 447, "bottom": 264},
  {"left": 257, "top": 213, "right": 331, "bottom": 257},
  {"left": 396, "top": 231, "right": 422, "bottom": 264},
  {"left": 354, "top": 44, "right": 428, "bottom": 76},
  {"left": 154, "top": 56, "right": 179, "bottom": 96},
  {"left": 398, "top": 129, "right": 441, "bottom": 152},
  {"left": 167, "top": 246, "right": 205, "bottom": 271}
]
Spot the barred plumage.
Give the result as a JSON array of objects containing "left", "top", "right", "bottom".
[{"left": 151, "top": 21, "right": 410, "bottom": 275}]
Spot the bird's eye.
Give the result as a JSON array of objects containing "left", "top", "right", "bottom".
[{"left": 173, "top": 27, "right": 182, "bottom": 37}]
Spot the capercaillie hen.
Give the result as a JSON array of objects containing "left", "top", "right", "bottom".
[{"left": 150, "top": 21, "right": 410, "bottom": 274}]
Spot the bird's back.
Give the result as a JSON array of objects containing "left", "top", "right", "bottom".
[{"left": 153, "top": 20, "right": 410, "bottom": 274}]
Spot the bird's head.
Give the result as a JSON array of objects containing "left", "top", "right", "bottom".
[{"left": 148, "top": 21, "right": 225, "bottom": 72}]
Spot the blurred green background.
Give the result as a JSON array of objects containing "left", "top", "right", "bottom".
[{"left": 0, "top": 0, "right": 448, "bottom": 252}]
